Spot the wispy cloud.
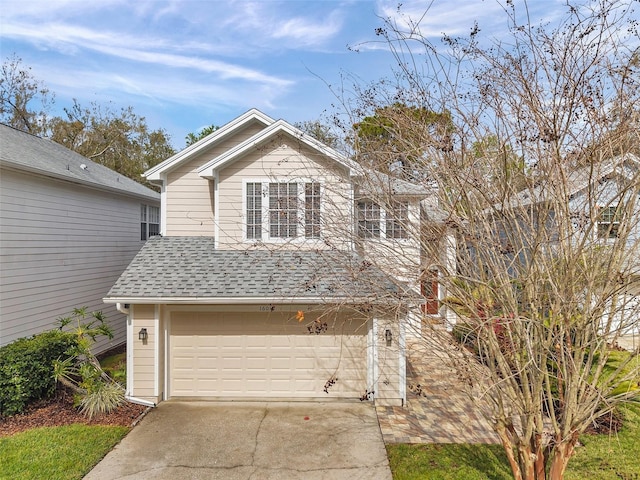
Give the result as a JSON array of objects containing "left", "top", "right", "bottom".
[
  {"left": 376, "top": 0, "right": 566, "bottom": 39},
  {"left": 2, "top": 21, "right": 292, "bottom": 88}
]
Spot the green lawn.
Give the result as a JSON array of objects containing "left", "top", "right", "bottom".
[
  {"left": 387, "top": 443, "right": 512, "bottom": 480},
  {"left": 0, "top": 424, "right": 129, "bottom": 480},
  {"left": 388, "top": 404, "right": 640, "bottom": 480}
]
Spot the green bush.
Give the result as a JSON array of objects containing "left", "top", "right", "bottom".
[
  {"left": 451, "top": 321, "right": 478, "bottom": 352},
  {"left": 0, "top": 330, "right": 77, "bottom": 417}
]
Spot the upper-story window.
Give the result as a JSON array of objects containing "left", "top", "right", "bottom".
[
  {"left": 269, "top": 182, "right": 298, "bottom": 238},
  {"left": 305, "top": 182, "right": 321, "bottom": 239},
  {"left": 597, "top": 205, "right": 620, "bottom": 239},
  {"left": 358, "top": 200, "right": 409, "bottom": 239},
  {"left": 386, "top": 201, "right": 409, "bottom": 239},
  {"left": 357, "top": 201, "right": 381, "bottom": 238},
  {"left": 141, "top": 204, "right": 160, "bottom": 240},
  {"left": 245, "top": 181, "right": 321, "bottom": 241}
]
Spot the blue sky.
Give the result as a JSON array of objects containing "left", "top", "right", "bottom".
[{"left": 1, "top": 0, "right": 568, "bottom": 149}]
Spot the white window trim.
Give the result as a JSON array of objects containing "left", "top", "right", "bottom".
[
  {"left": 141, "top": 204, "right": 160, "bottom": 241},
  {"left": 596, "top": 204, "right": 621, "bottom": 240},
  {"left": 242, "top": 179, "right": 324, "bottom": 243},
  {"left": 358, "top": 200, "right": 411, "bottom": 242}
]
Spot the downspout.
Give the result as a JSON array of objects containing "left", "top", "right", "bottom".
[
  {"left": 116, "top": 303, "right": 130, "bottom": 315},
  {"left": 399, "top": 314, "right": 407, "bottom": 406},
  {"left": 125, "top": 395, "right": 157, "bottom": 408},
  {"left": 119, "top": 302, "right": 157, "bottom": 408}
]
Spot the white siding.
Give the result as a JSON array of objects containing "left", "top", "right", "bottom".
[
  {"left": 164, "top": 124, "right": 265, "bottom": 236},
  {"left": 217, "top": 140, "right": 352, "bottom": 249},
  {"left": 0, "top": 168, "right": 157, "bottom": 352}
]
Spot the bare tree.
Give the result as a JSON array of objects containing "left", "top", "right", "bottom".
[
  {"left": 336, "top": 1, "right": 640, "bottom": 479},
  {"left": 0, "top": 54, "right": 53, "bottom": 134}
]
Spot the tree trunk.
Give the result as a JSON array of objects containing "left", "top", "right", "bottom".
[
  {"left": 518, "top": 446, "right": 536, "bottom": 480},
  {"left": 533, "top": 434, "right": 547, "bottom": 480},
  {"left": 548, "top": 435, "right": 578, "bottom": 480},
  {"left": 495, "top": 423, "right": 524, "bottom": 480}
]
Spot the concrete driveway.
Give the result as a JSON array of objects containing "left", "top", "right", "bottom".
[{"left": 84, "top": 401, "right": 392, "bottom": 480}]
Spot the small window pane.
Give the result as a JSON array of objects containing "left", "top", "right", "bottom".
[
  {"left": 269, "top": 183, "right": 298, "bottom": 238},
  {"left": 246, "top": 183, "right": 262, "bottom": 239},
  {"left": 386, "top": 201, "right": 408, "bottom": 239},
  {"left": 597, "top": 205, "right": 620, "bottom": 239},
  {"left": 305, "top": 182, "right": 321, "bottom": 238},
  {"left": 358, "top": 201, "right": 380, "bottom": 238}
]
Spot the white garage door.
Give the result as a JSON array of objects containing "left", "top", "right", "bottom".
[{"left": 169, "top": 311, "right": 368, "bottom": 399}]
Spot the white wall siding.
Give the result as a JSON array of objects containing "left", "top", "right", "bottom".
[
  {"left": 0, "top": 168, "right": 156, "bottom": 352},
  {"left": 164, "top": 124, "right": 265, "bottom": 236},
  {"left": 217, "top": 140, "right": 352, "bottom": 249}
]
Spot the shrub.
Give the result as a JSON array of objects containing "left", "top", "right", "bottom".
[
  {"left": 53, "top": 308, "right": 124, "bottom": 418},
  {"left": 0, "top": 330, "right": 77, "bottom": 417},
  {"left": 451, "top": 321, "right": 478, "bottom": 353}
]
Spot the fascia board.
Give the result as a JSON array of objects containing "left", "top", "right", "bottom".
[
  {"left": 197, "top": 120, "right": 357, "bottom": 178},
  {"left": 1, "top": 160, "right": 160, "bottom": 203},
  {"left": 103, "top": 296, "right": 376, "bottom": 304},
  {"left": 144, "top": 109, "right": 275, "bottom": 181}
]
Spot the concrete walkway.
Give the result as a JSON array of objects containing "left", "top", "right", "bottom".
[
  {"left": 377, "top": 331, "right": 499, "bottom": 444},
  {"left": 84, "top": 401, "right": 391, "bottom": 480}
]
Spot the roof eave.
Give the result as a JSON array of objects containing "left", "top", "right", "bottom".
[
  {"left": 144, "top": 109, "right": 276, "bottom": 181},
  {"left": 103, "top": 295, "right": 387, "bottom": 305},
  {"left": 1, "top": 160, "right": 160, "bottom": 202},
  {"left": 197, "top": 121, "right": 356, "bottom": 178}
]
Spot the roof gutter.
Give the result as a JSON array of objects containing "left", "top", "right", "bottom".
[
  {"left": 1, "top": 161, "right": 159, "bottom": 202},
  {"left": 104, "top": 296, "right": 392, "bottom": 305}
]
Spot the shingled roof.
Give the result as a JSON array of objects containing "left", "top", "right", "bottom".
[
  {"left": 0, "top": 124, "right": 159, "bottom": 202},
  {"left": 105, "top": 236, "right": 407, "bottom": 303}
]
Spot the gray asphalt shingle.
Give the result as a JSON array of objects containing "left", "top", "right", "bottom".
[
  {"left": 107, "top": 236, "right": 405, "bottom": 301},
  {"left": 0, "top": 124, "right": 159, "bottom": 201}
]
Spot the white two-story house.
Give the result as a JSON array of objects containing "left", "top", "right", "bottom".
[{"left": 105, "top": 109, "right": 452, "bottom": 406}]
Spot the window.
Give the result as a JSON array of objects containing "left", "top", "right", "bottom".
[
  {"left": 269, "top": 183, "right": 298, "bottom": 238},
  {"left": 305, "top": 182, "right": 321, "bottom": 238},
  {"left": 358, "top": 201, "right": 381, "bottom": 238},
  {"left": 246, "top": 182, "right": 262, "bottom": 240},
  {"left": 597, "top": 205, "right": 620, "bottom": 239},
  {"left": 386, "top": 201, "right": 409, "bottom": 239},
  {"left": 358, "top": 200, "right": 409, "bottom": 239},
  {"left": 245, "top": 181, "right": 321, "bottom": 240},
  {"left": 141, "top": 204, "right": 160, "bottom": 240}
]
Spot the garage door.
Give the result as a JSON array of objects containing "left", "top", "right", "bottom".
[{"left": 169, "top": 311, "right": 368, "bottom": 398}]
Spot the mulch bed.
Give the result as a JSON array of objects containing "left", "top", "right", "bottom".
[{"left": 0, "top": 385, "right": 147, "bottom": 437}]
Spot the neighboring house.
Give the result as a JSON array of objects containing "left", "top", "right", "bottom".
[
  {"left": 0, "top": 124, "right": 160, "bottom": 352},
  {"left": 476, "top": 153, "right": 640, "bottom": 335},
  {"left": 565, "top": 154, "right": 640, "bottom": 335},
  {"left": 104, "top": 109, "right": 453, "bottom": 407}
]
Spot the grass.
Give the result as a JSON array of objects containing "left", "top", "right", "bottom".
[
  {"left": 387, "top": 443, "right": 512, "bottom": 480},
  {"left": 564, "top": 404, "right": 640, "bottom": 480},
  {"left": 388, "top": 403, "right": 640, "bottom": 480},
  {"left": 0, "top": 424, "right": 129, "bottom": 480},
  {"left": 99, "top": 351, "right": 127, "bottom": 386},
  {"left": 387, "top": 341, "right": 640, "bottom": 479}
]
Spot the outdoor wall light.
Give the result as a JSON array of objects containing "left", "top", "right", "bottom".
[
  {"left": 138, "top": 328, "right": 148, "bottom": 342},
  {"left": 385, "top": 329, "right": 393, "bottom": 346}
]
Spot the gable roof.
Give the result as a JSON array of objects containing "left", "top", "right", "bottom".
[
  {"left": 566, "top": 153, "right": 640, "bottom": 198},
  {"left": 197, "top": 119, "right": 358, "bottom": 178},
  {"left": 144, "top": 109, "right": 275, "bottom": 182},
  {"left": 355, "top": 170, "right": 429, "bottom": 198},
  {"left": 105, "top": 236, "right": 409, "bottom": 304},
  {"left": 0, "top": 124, "right": 159, "bottom": 202},
  {"left": 498, "top": 153, "right": 640, "bottom": 209}
]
